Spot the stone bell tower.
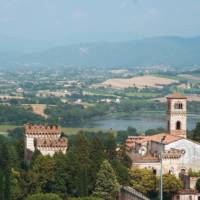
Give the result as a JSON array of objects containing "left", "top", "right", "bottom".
[{"left": 167, "top": 93, "right": 187, "bottom": 138}]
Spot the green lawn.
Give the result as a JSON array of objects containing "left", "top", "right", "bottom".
[
  {"left": 0, "top": 125, "right": 19, "bottom": 132},
  {"left": 0, "top": 125, "right": 19, "bottom": 135},
  {"left": 126, "top": 92, "right": 160, "bottom": 98}
]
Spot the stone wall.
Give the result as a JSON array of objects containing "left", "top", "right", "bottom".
[{"left": 119, "top": 186, "right": 150, "bottom": 200}]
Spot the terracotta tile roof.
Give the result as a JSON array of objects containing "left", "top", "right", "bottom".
[
  {"left": 148, "top": 133, "right": 182, "bottom": 144},
  {"left": 128, "top": 152, "right": 160, "bottom": 163},
  {"left": 133, "top": 133, "right": 182, "bottom": 145},
  {"left": 24, "top": 124, "right": 61, "bottom": 135},
  {"left": 36, "top": 138, "right": 68, "bottom": 148},
  {"left": 126, "top": 136, "right": 146, "bottom": 148},
  {"left": 167, "top": 92, "right": 187, "bottom": 99},
  {"left": 134, "top": 137, "right": 151, "bottom": 144}
]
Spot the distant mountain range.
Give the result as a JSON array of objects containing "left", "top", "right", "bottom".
[{"left": 1, "top": 36, "right": 200, "bottom": 68}]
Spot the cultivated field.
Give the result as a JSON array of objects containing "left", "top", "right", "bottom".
[
  {"left": 178, "top": 74, "right": 200, "bottom": 81},
  {"left": 0, "top": 125, "right": 18, "bottom": 135},
  {"left": 23, "top": 104, "right": 48, "bottom": 118},
  {"left": 94, "top": 75, "right": 178, "bottom": 89}
]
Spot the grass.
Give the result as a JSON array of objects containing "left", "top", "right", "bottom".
[
  {"left": 62, "top": 127, "right": 109, "bottom": 135},
  {"left": 153, "top": 74, "right": 180, "bottom": 81},
  {"left": 0, "top": 125, "right": 19, "bottom": 135},
  {"left": 126, "top": 92, "right": 160, "bottom": 98}
]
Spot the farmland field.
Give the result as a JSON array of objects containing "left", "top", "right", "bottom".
[{"left": 95, "top": 75, "right": 178, "bottom": 89}]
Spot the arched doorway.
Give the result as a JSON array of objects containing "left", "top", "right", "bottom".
[{"left": 176, "top": 121, "right": 181, "bottom": 130}]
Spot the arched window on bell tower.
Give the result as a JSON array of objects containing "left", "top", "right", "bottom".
[
  {"left": 174, "top": 103, "right": 183, "bottom": 110},
  {"left": 176, "top": 121, "right": 181, "bottom": 130}
]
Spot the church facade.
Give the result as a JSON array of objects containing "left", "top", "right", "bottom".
[{"left": 126, "top": 93, "right": 200, "bottom": 177}]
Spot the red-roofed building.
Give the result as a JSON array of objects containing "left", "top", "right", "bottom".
[
  {"left": 126, "top": 93, "right": 200, "bottom": 177},
  {"left": 24, "top": 124, "right": 68, "bottom": 161}
]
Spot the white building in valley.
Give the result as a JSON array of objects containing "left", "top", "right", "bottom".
[{"left": 24, "top": 124, "right": 68, "bottom": 161}]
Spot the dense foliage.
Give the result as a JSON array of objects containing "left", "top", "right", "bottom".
[
  {"left": 196, "top": 178, "right": 200, "bottom": 192},
  {"left": 0, "top": 131, "right": 129, "bottom": 200},
  {"left": 4, "top": 122, "right": 200, "bottom": 200},
  {"left": 69, "top": 198, "right": 102, "bottom": 200},
  {"left": 93, "top": 160, "right": 120, "bottom": 200},
  {"left": 0, "top": 100, "right": 199, "bottom": 126},
  {"left": 0, "top": 105, "right": 44, "bottom": 125},
  {"left": 26, "top": 193, "right": 62, "bottom": 200},
  {"left": 189, "top": 122, "right": 200, "bottom": 142},
  {"left": 162, "top": 174, "right": 182, "bottom": 200},
  {"left": 129, "top": 168, "right": 157, "bottom": 198}
]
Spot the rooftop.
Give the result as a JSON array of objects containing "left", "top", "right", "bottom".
[
  {"left": 135, "top": 133, "right": 182, "bottom": 145},
  {"left": 167, "top": 92, "right": 187, "bottom": 99},
  {"left": 36, "top": 138, "right": 68, "bottom": 148},
  {"left": 24, "top": 124, "right": 61, "bottom": 135}
]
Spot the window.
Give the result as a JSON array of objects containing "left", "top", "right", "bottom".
[
  {"left": 168, "top": 120, "right": 170, "bottom": 131},
  {"left": 176, "top": 121, "right": 181, "bottom": 130},
  {"left": 174, "top": 103, "right": 183, "bottom": 110}
]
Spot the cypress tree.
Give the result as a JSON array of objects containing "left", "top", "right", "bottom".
[
  {"left": 93, "top": 160, "right": 120, "bottom": 200},
  {"left": 0, "top": 138, "right": 11, "bottom": 200},
  {"left": 193, "top": 122, "right": 200, "bottom": 142}
]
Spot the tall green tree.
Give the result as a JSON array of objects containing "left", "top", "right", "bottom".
[
  {"left": 117, "top": 144, "right": 132, "bottom": 168},
  {"left": 93, "top": 160, "right": 120, "bottom": 200},
  {"left": 104, "top": 133, "right": 117, "bottom": 160},
  {"left": 70, "top": 198, "right": 103, "bottom": 200},
  {"left": 75, "top": 133, "right": 91, "bottom": 197},
  {"left": 52, "top": 152, "right": 68, "bottom": 198},
  {"left": 26, "top": 193, "right": 62, "bottom": 200},
  {"left": 0, "top": 137, "right": 11, "bottom": 200},
  {"left": 89, "top": 135, "right": 105, "bottom": 192},
  {"left": 192, "top": 122, "right": 200, "bottom": 142},
  {"left": 196, "top": 178, "right": 200, "bottom": 192},
  {"left": 129, "top": 168, "right": 157, "bottom": 197},
  {"left": 162, "top": 174, "right": 182, "bottom": 200},
  {"left": 111, "top": 160, "right": 130, "bottom": 186},
  {"left": 31, "top": 155, "right": 55, "bottom": 192}
]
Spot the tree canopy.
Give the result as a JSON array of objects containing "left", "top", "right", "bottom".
[
  {"left": 26, "top": 193, "right": 62, "bottom": 200},
  {"left": 93, "top": 160, "right": 120, "bottom": 200}
]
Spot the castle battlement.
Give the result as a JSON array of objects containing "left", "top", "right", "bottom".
[
  {"left": 24, "top": 124, "right": 61, "bottom": 136},
  {"left": 36, "top": 138, "right": 67, "bottom": 148},
  {"left": 24, "top": 124, "right": 68, "bottom": 161}
]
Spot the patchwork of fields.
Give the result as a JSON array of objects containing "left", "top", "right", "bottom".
[{"left": 93, "top": 75, "right": 178, "bottom": 89}]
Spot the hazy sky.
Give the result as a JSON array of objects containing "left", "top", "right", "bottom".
[{"left": 0, "top": 0, "right": 200, "bottom": 43}]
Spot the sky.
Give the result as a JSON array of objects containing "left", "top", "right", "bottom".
[{"left": 0, "top": 0, "right": 200, "bottom": 45}]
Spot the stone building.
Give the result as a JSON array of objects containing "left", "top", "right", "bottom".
[
  {"left": 172, "top": 190, "right": 200, "bottom": 200},
  {"left": 24, "top": 124, "right": 68, "bottom": 161},
  {"left": 126, "top": 93, "right": 200, "bottom": 177}
]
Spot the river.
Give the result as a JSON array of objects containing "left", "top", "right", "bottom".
[{"left": 83, "top": 112, "right": 200, "bottom": 132}]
